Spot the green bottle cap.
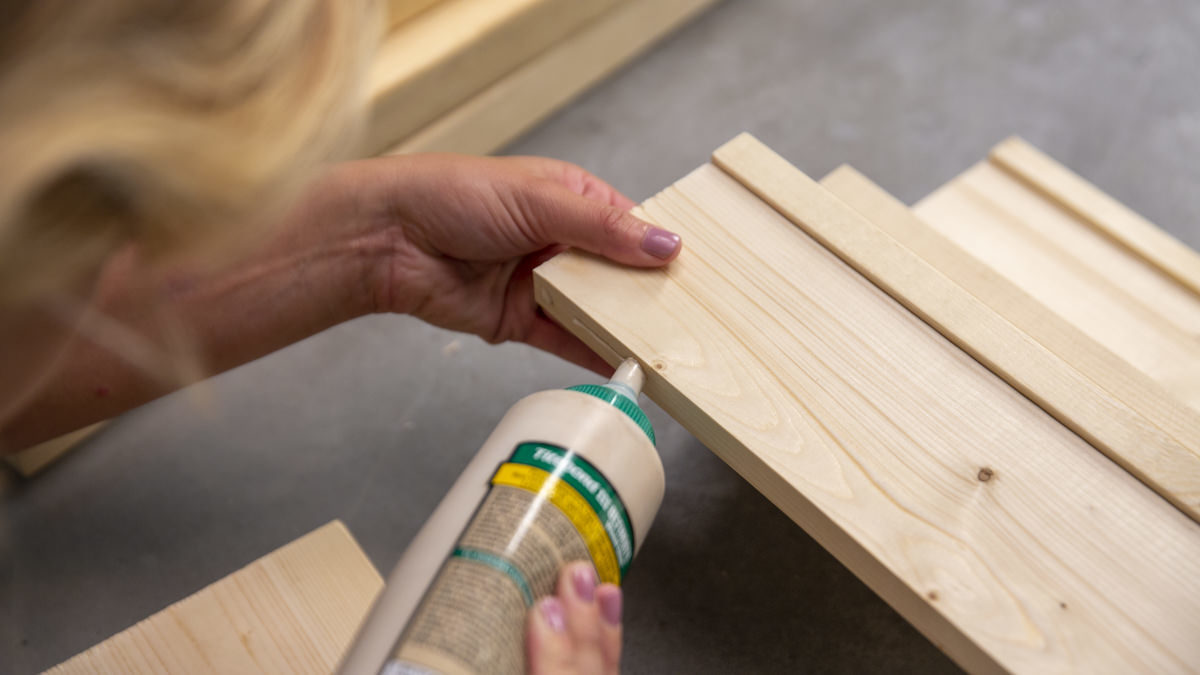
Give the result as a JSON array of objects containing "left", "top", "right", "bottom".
[{"left": 566, "top": 384, "right": 655, "bottom": 446}]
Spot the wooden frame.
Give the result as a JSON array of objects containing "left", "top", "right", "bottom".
[
  {"left": 366, "top": 0, "right": 625, "bottom": 154},
  {"left": 386, "top": 0, "right": 720, "bottom": 156}
]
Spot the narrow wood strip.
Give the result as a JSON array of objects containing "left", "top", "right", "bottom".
[
  {"left": 712, "top": 134, "right": 1200, "bottom": 519},
  {"left": 991, "top": 136, "right": 1200, "bottom": 297},
  {"left": 534, "top": 156, "right": 1200, "bottom": 672},
  {"left": 366, "top": 0, "right": 625, "bottom": 154},
  {"left": 47, "top": 521, "right": 384, "bottom": 675},
  {"left": 821, "top": 165, "right": 1200, "bottom": 509},
  {"left": 387, "top": 0, "right": 720, "bottom": 156},
  {"left": 914, "top": 162, "right": 1200, "bottom": 410}
]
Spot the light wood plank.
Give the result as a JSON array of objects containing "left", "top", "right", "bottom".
[
  {"left": 991, "top": 137, "right": 1200, "bottom": 297},
  {"left": 386, "top": 0, "right": 720, "bottom": 156},
  {"left": 366, "top": 0, "right": 625, "bottom": 154},
  {"left": 47, "top": 521, "right": 384, "bottom": 675},
  {"left": 707, "top": 137, "right": 1200, "bottom": 519},
  {"left": 534, "top": 142, "right": 1200, "bottom": 673},
  {"left": 821, "top": 165, "right": 1200, "bottom": 516},
  {"left": 914, "top": 159, "right": 1200, "bottom": 411},
  {"left": 5, "top": 422, "right": 105, "bottom": 477}
]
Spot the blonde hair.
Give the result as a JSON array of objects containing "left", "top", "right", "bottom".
[{"left": 0, "top": 0, "right": 379, "bottom": 306}]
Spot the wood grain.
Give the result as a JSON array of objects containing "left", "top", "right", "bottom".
[
  {"left": 47, "top": 521, "right": 383, "bottom": 675},
  {"left": 707, "top": 137, "right": 1200, "bottom": 520},
  {"left": 914, "top": 157, "right": 1200, "bottom": 411},
  {"left": 821, "top": 165, "right": 1200, "bottom": 518},
  {"left": 366, "top": 0, "right": 624, "bottom": 154},
  {"left": 386, "top": 0, "right": 720, "bottom": 156},
  {"left": 991, "top": 137, "right": 1200, "bottom": 297},
  {"left": 534, "top": 140, "right": 1200, "bottom": 672}
]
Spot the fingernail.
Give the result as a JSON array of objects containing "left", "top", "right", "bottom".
[
  {"left": 641, "top": 227, "right": 681, "bottom": 259},
  {"left": 539, "top": 597, "right": 566, "bottom": 633},
  {"left": 599, "top": 588, "right": 623, "bottom": 626},
  {"left": 572, "top": 564, "right": 597, "bottom": 602}
]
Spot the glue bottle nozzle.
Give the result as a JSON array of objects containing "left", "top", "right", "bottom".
[{"left": 605, "top": 359, "right": 645, "bottom": 401}]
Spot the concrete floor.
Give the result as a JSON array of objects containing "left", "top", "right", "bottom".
[{"left": 4, "top": 1, "right": 1200, "bottom": 672}]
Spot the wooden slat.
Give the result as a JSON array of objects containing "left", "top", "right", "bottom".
[
  {"left": 820, "top": 165, "right": 1200, "bottom": 517},
  {"left": 708, "top": 137, "right": 1200, "bottom": 519},
  {"left": 47, "top": 521, "right": 384, "bottom": 675},
  {"left": 366, "top": 0, "right": 625, "bottom": 154},
  {"left": 913, "top": 156, "right": 1200, "bottom": 411},
  {"left": 533, "top": 138, "right": 1200, "bottom": 672},
  {"left": 991, "top": 137, "right": 1200, "bottom": 297},
  {"left": 387, "top": 0, "right": 720, "bottom": 156},
  {"left": 5, "top": 422, "right": 105, "bottom": 477}
]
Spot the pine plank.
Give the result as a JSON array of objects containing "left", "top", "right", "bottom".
[
  {"left": 990, "top": 137, "right": 1200, "bottom": 297},
  {"left": 821, "top": 165, "right": 1200, "bottom": 517},
  {"left": 365, "top": 0, "right": 625, "bottom": 154},
  {"left": 533, "top": 139, "right": 1200, "bottom": 673},
  {"left": 386, "top": 0, "right": 720, "bottom": 156},
  {"left": 46, "top": 521, "right": 383, "bottom": 675},
  {"left": 913, "top": 156, "right": 1200, "bottom": 411},
  {"left": 708, "top": 138, "right": 1200, "bottom": 520}
]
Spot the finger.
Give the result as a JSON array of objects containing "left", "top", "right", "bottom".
[
  {"left": 526, "top": 596, "right": 573, "bottom": 675},
  {"left": 505, "top": 156, "right": 637, "bottom": 210},
  {"left": 557, "top": 561, "right": 606, "bottom": 673},
  {"left": 523, "top": 181, "right": 682, "bottom": 267},
  {"left": 497, "top": 248, "right": 613, "bottom": 375},
  {"left": 524, "top": 315, "right": 612, "bottom": 376},
  {"left": 595, "top": 584, "right": 623, "bottom": 671}
]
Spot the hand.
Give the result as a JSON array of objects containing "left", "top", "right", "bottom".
[
  {"left": 338, "top": 154, "right": 681, "bottom": 373},
  {"left": 526, "top": 561, "right": 622, "bottom": 675}
]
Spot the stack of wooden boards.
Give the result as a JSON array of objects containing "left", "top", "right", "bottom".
[
  {"left": 535, "top": 134, "right": 1200, "bottom": 672},
  {"left": 50, "top": 135, "right": 1200, "bottom": 672},
  {"left": 5, "top": 0, "right": 721, "bottom": 478}
]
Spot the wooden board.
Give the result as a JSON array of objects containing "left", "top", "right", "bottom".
[
  {"left": 365, "top": 0, "right": 626, "bottom": 154},
  {"left": 386, "top": 0, "right": 720, "bottom": 156},
  {"left": 47, "top": 521, "right": 384, "bottom": 674},
  {"left": 990, "top": 137, "right": 1200, "bottom": 297},
  {"left": 913, "top": 145, "right": 1200, "bottom": 412},
  {"left": 533, "top": 136, "right": 1200, "bottom": 673},
  {"left": 708, "top": 138, "right": 1200, "bottom": 520},
  {"left": 5, "top": 422, "right": 105, "bottom": 477},
  {"left": 385, "top": 0, "right": 444, "bottom": 30}
]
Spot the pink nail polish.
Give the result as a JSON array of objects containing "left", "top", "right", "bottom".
[
  {"left": 599, "top": 588, "right": 623, "bottom": 626},
  {"left": 572, "top": 565, "right": 597, "bottom": 602},
  {"left": 540, "top": 597, "right": 566, "bottom": 633},
  {"left": 641, "top": 227, "right": 681, "bottom": 259}
]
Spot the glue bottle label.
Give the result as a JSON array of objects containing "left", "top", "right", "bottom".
[{"left": 388, "top": 442, "right": 635, "bottom": 675}]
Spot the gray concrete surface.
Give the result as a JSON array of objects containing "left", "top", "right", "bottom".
[{"left": 4, "top": 1, "right": 1199, "bottom": 672}]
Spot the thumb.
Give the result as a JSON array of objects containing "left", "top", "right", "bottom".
[{"left": 524, "top": 181, "right": 682, "bottom": 267}]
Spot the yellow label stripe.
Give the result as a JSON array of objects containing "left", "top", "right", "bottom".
[{"left": 492, "top": 463, "right": 621, "bottom": 584}]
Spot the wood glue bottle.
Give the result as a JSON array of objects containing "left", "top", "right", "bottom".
[{"left": 339, "top": 359, "right": 665, "bottom": 675}]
